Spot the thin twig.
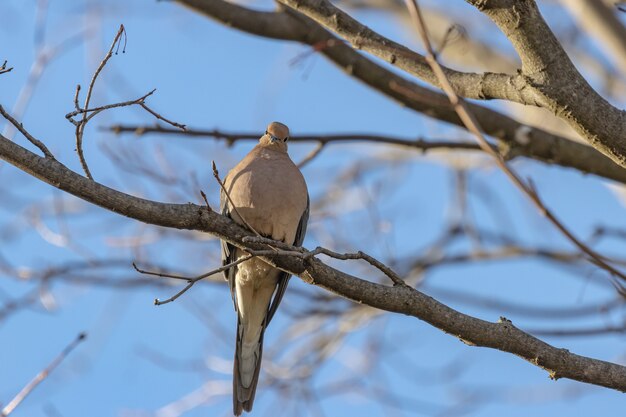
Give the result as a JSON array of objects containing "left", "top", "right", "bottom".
[
  {"left": 404, "top": 0, "right": 626, "bottom": 289},
  {"left": 68, "top": 88, "right": 186, "bottom": 130},
  {"left": 33, "top": 0, "right": 49, "bottom": 50},
  {"left": 0, "top": 105, "right": 54, "bottom": 158},
  {"left": 82, "top": 26, "right": 127, "bottom": 120},
  {"left": 106, "top": 124, "right": 484, "bottom": 153},
  {"left": 65, "top": 89, "right": 156, "bottom": 122},
  {"left": 307, "top": 247, "right": 408, "bottom": 287},
  {"left": 138, "top": 103, "right": 186, "bottom": 130},
  {"left": 298, "top": 141, "right": 325, "bottom": 168},
  {"left": 212, "top": 160, "right": 263, "bottom": 237},
  {"left": 71, "top": 25, "right": 185, "bottom": 179},
  {"left": 0, "top": 60, "right": 13, "bottom": 75},
  {"left": 289, "top": 38, "right": 345, "bottom": 67},
  {"left": 74, "top": 24, "right": 127, "bottom": 179},
  {"left": 528, "top": 324, "right": 626, "bottom": 337},
  {"left": 1, "top": 332, "right": 86, "bottom": 417},
  {"left": 435, "top": 24, "right": 466, "bottom": 57},
  {"left": 150, "top": 255, "right": 254, "bottom": 305},
  {"left": 133, "top": 262, "right": 197, "bottom": 281},
  {"left": 242, "top": 236, "right": 408, "bottom": 287},
  {"left": 73, "top": 84, "right": 81, "bottom": 111},
  {"left": 199, "top": 190, "right": 212, "bottom": 211}
]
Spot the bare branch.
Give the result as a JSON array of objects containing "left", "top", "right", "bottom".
[
  {"left": 73, "top": 24, "right": 127, "bottom": 179},
  {"left": 403, "top": 0, "right": 626, "bottom": 288},
  {"left": 277, "top": 0, "right": 522, "bottom": 102},
  {"left": 307, "top": 246, "right": 409, "bottom": 287},
  {"left": 1, "top": 332, "right": 86, "bottom": 417},
  {"left": 147, "top": 255, "right": 254, "bottom": 305},
  {"left": 174, "top": 0, "right": 626, "bottom": 185},
  {"left": 464, "top": 0, "right": 626, "bottom": 167},
  {"left": 0, "top": 60, "right": 13, "bottom": 75},
  {"left": 132, "top": 262, "right": 197, "bottom": 281},
  {"left": 0, "top": 105, "right": 54, "bottom": 158},
  {"left": 107, "top": 124, "right": 484, "bottom": 152},
  {"left": 297, "top": 142, "right": 325, "bottom": 168},
  {"left": 241, "top": 236, "right": 408, "bottom": 286},
  {"left": 529, "top": 324, "right": 626, "bottom": 337},
  {"left": 69, "top": 25, "right": 185, "bottom": 179},
  {"left": 138, "top": 102, "right": 187, "bottom": 130},
  {"left": 66, "top": 89, "right": 156, "bottom": 123},
  {"left": 0, "top": 131, "right": 626, "bottom": 391},
  {"left": 279, "top": 0, "right": 626, "bottom": 167},
  {"left": 199, "top": 189, "right": 212, "bottom": 211}
]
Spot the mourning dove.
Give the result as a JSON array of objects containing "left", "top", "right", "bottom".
[{"left": 220, "top": 122, "right": 309, "bottom": 415}]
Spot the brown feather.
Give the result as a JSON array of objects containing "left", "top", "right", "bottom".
[{"left": 220, "top": 122, "right": 309, "bottom": 415}]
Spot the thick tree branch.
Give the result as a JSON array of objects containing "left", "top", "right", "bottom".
[
  {"left": 173, "top": 0, "right": 626, "bottom": 184},
  {"left": 1, "top": 131, "right": 626, "bottom": 392},
  {"left": 403, "top": 0, "right": 626, "bottom": 285},
  {"left": 465, "top": 0, "right": 626, "bottom": 167},
  {"left": 177, "top": 0, "right": 302, "bottom": 40},
  {"left": 276, "top": 0, "right": 532, "bottom": 103},
  {"left": 280, "top": 0, "right": 626, "bottom": 168}
]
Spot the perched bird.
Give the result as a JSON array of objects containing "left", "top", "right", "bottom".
[{"left": 220, "top": 122, "right": 309, "bottom": 415}]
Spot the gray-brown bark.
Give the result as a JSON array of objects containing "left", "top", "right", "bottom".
[
  {"left": 1, "top": 132, "right": 625, "bottom": 392},
  {"left": 176, "top": 0, "right": 626, "bottom": 185},
  {"left": 269, "top": 0, "right": 626, "bottom": 168},
  {"left": 465, "top": 0, "right": 626, "bottom": 166}
]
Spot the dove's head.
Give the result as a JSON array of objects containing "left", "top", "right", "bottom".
[{"left": 260, "top": 121, "right": 290, "bottom": 152}]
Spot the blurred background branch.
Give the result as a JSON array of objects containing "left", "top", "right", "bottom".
[{"left": 2, "top": 1, "right": 626, "bottom": 416}]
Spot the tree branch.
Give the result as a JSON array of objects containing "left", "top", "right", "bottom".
[
  {"left": 0, "top": 105, "right": 54, "bottom": 158},
  {"left": 0, "top": 131, "right": 625, "bottom": 392},
  {"left": 1, "top": 332, "right": 86, "bottom": 417},
  {"left": 0, "top": 60, "right": 12, "bottom": 75},
  {"left": 173, "top": 0, "right": 626, "bottom": 184},
  {"left": 276, "top": 0, "right": 530, "bottom": 103},
  {"left": 402, "top": 0, "right": 626, "bottom": 286},
  {"left": 108, "top": 124, "right": 484, "bottom": 152},
  {"left": 72, "top": 25, "right": 127, "bottom": 179},
  {"left": 465, "top": 0, "right": 626, "bottom": 167},
  {"left": 280, "top": 0, "right": 626, "bottom": 167}
]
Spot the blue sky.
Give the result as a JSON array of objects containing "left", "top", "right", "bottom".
[{"left": 1, "top": 1, "right": 626, "bottom": 416}]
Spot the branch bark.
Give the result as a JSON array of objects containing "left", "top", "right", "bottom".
[
  {"left": 276, "top": 0, "right": 530, "bottom": 103},
  {"left": 465, "top": 0, "right": 626, "bottom": 167},
  {"left": 174, "top": 0, "right": 626, "bottom": 184},
  {"left": 271, "top": 0, "right": 626, "bottom": 168},
  {"left": 1, "top": 131, "right": 626, "bottom": 392}
]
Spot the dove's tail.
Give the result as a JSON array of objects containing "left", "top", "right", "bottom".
[{"left": 233, "top": 316, "right": 265, "bottom": 416}]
